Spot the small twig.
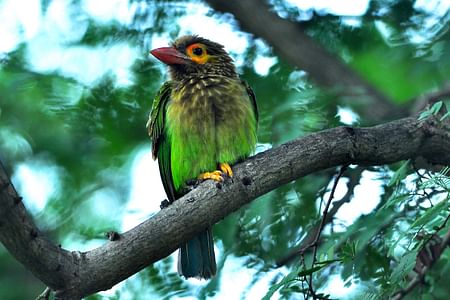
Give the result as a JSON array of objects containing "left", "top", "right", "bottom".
[
  {"left": 440, "top": 213, "right": 450, "bottom": 229},
  {"left": 306, "top": 165, "right": 349, "bottom": 298},
  {"left": 298, "top": 254, "right": 311, "bottom": 299},
  {"left": 278, "top": 167, "right": 361, "bottom": 266},
  {"left": 310, "top": 165, "right": 349, "bottom": 248},
  {"left": 430, "top": 213, "right": 450, "bottom": 235},
  {"left": 35, "top": 287, "right": 51, "bottom": 300},
  {"left": 413, "top": 168, "right": 434, "bottom": 207}
]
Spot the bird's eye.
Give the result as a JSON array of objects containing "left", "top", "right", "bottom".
[
  {"left": 186, "top": 43, "right": 209, "bottom": 64},
  {"left": 192, "top": 47, "right": 203, "bottom": 56}
]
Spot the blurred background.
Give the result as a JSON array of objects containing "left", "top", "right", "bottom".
[{"left": 1, "top": 0, "right": 450, "bottom": 299}]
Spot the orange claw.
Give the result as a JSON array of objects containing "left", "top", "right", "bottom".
[
  {"left": 219, "top": 163, "right": 233, "bottom": 178},
  {"left": 198, "top": 170, "right": 224, "bottom": 182}
]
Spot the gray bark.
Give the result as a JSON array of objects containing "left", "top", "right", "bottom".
[{"left": 204, "top": 0, "right": 403, "bottom": 121}]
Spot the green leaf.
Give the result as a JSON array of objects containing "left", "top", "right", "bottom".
[
  {"left": 388, "top": 232, "right": 407, "bottom": 257},
  {"left": 441, "top": 166, "right": 450, "bottom": 177},
  {"left": 418, "top": 168, "right": 450, "bottom": 191},
  {"left": 388, "top": 160, "right": 410, "bottom": 187},
  {"left": 430, "top": 101, "right": 443, "bottom": 115},
  {"left": 410, "top": 198, "right": 449, "bottom": 228},
  {"left": 419, "top": 110, "right": 432, "bottom": 121},
  {"left": 419, "top": 101, "right": 443, "bottom": 120},
  {"left": 381, "top": 192, "right": 411, "bottom": 210},
  {"left": 340, "top": 240, "right": 358, "bottom": 262},
  {"left": 440, "top": 111, "right": 450, "bottom": 121},
  {"left": 390, "top": 251, "right": 417, "bottom": 283}
]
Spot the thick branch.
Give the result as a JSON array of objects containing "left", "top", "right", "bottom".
[
  {"left": 204, "top": 0, "right": 400, "bottom": 120},
  {"left": 0, "top": 162, "right": 74, "bottom": 291},
  {"left": 1, "top": 115, "right": 450, "bottom": 299}
]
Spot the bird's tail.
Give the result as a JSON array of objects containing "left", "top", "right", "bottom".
[{"left": 178, "top": 227, "right": 216, "bottom": 279}]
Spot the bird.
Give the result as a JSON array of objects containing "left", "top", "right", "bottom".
[{"left": 147, "top": 35, "right": 258, "bottom": 279}]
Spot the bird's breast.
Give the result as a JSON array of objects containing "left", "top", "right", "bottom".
[{"left": 168, "top": 77, "right": 248, "bottom": 132}]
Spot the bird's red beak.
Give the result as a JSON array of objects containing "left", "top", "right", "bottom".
[{"left": 150, "top": 47, "right": 190, "bottom": 65}]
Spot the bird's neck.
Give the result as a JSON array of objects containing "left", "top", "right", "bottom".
[
  {"left": 173, "top": 74, "right": 237, "bottom": 90},
  {"left": 169, "top": 63, "right": 238, "bottom": 83}
]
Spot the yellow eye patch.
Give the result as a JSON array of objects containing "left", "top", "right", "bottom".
[{"left": 186, "top": 43, "right": 210, "bottom": 64}]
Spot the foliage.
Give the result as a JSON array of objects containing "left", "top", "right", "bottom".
[{"left": 0, "top": 0, "right": 450, "bottom": 299}]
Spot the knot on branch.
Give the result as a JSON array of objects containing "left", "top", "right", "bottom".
[
  {"left": 242, "top": 176, "right": 252, "bottom": 186},
  {"left": 343, "top": 126, "right": 358, "bottom": 161},
  {"left": 417, "top": 114, "right": 450, "bottom": 166}
]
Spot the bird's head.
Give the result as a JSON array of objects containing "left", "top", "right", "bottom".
[{"left": 150, "top": 35, "right": 237, "bottom": 81}]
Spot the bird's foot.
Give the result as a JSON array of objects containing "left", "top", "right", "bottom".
[
  {"left": 198, "top": 170, "right": 224, "bottom": 182},
  {"left": 197, "top": 163, "right": 233, "bottom": 183},
  {"left": 219, "top": 163, "right": 233, "bottom": 178}
]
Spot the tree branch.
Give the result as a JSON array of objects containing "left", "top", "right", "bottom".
[
  {"left": 1, "top": 115, "right": 450, "bottom": 299},
  {"left": 204, "top": 0, "right": 401, "bottom": 121}
]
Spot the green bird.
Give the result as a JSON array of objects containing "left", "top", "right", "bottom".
[{"left": 147, "top": 35, "right": 258, "bottom": 279}]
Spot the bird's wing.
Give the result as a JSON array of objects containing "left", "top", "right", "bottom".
[
  {"left": 242, "top": 80, "right": 259, "bottom": 125},
  {"left": 147, "top": 81, "right": 171, "bottom": 158},
  {"left": 146, "top": 81, "right": 177, "bottom": 202}
]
